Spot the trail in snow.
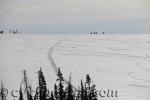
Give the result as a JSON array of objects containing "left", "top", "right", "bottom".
[
  {"left": 127, "top": 63, "right": 150, "bottom": 82},
  {"left": 127, "top": 72, "right": 143, "bottom": 81},
  {"left": 47, "top": 39, "right": 77, "bottom": 90},
  {"left": 136, "top": 63, "right": 150, "bottom": 72},
  {"left": 47, "top": 38, "right": 150, "bottom": 84},
  {"left": 47, "top": 40, "right": 62, "bottom": 74}
]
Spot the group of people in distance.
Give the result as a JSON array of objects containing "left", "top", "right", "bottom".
[
  {"left": 0, "top": 29, "right": 20, "bottom": 34},
  {"left": 91, "top": 32, "right": 105, "bottom": 34}
]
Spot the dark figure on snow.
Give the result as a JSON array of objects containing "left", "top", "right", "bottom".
[
  {"left": 13, "top": 30, "right": 18, "bottom": 34},
  {"left": 0, "top": 30, "right": 3, "bottom": 34}
]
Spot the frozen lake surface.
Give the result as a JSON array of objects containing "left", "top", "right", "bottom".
[{"left": 0, "top": 33, "right": 150, "bottom": 100}]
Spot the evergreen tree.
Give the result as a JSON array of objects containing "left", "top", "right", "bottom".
[
  {"left": 54, "top": 84, "right": 58, "bottom": 100},
  {"left": 22, "top": 70, "right": 33, "bottom": 100},
  {"left": 80, "top": 80, "right": 84, "bottom": 100},
  {"left": 38, "top": 68, "right": 47, "bottom": 100},
  {"left": 56, "top": 68, "right": 65, "bottom": 100},
  {"left": 85, "top": 74, "right": 92, "bottom": 100},
  {"left": 19, "top": 86, "right": 24, "bottom": 100},
  {"left": 85, "top": 74, "right": 97, "bottom": 100},
  {"left": 57, "top": 68, "right": 63, "bottom": 81},
  {"left": 58, "top": 80, "right": 65, "bottom": 100},
  {"left": 84, "top": 84, "right": 88, "bottom": 100},
  {"left": 66, "top": 75, "right": 74, "bottom": 100},
  {"left": 86, "top": 74, "right": 91, "bottom": 88}
]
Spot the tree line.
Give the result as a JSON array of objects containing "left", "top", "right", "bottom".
[{"left": 1, "top": 68, "right": 98, "bottom": 100}]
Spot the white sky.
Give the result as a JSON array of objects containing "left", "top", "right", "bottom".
[{"left": 0, "top": 0, "right": 150, "bottom": 34}]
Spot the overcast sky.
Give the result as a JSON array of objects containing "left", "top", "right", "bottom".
[{"left": 0, "top": 0, "right": 150, "bottom": 34}]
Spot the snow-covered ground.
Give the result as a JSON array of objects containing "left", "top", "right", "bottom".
[{"left": 0, "top": 33, "right": 150, "bottom": 100}]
